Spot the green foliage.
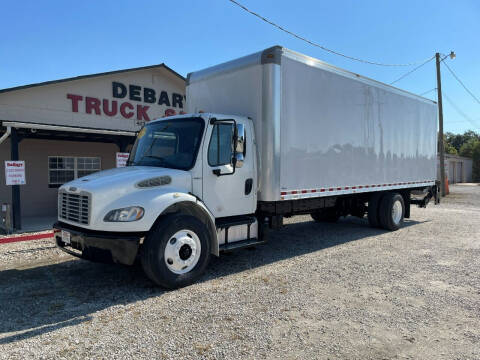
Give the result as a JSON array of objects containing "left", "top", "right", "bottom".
[
  {"left": 472, "top": 141, "right": 480, "bottom": 182},
  {"left": 459, "top": 138, "right": 480, "bottom": 158},
  {"left": 443, "top": 130, "right": 480, "bottom": 157},
  {"left": 444, "top": 141, "right": 458, "bottom": 155}
]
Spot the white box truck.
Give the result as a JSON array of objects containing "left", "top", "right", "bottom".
[{"left": 54, "top": 46, "right": 439, "bottom": 288}]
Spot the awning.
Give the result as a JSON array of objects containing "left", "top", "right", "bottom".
[{"left": 1, "top": 121, "right": 136, "bottom": 137}]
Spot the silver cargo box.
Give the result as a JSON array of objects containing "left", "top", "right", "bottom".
[{"left": 186, "top": 46, "right": 437, "bottom": 202}]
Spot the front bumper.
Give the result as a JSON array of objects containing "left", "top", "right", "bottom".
[{"left": 54, "top": 222, "right": 146, "bottom": 265}]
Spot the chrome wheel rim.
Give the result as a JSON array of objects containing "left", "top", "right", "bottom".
[
  {"left": 164, "top": 230, "right": 201, "bottom": 274},
  {"left": 392, "top": 200, "right": 403, "bottom": 224}
]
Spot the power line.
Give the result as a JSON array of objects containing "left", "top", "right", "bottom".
[
  {"left": 445, "top": 119, "right": 476, "bottom": 124},
  {"left": 442, "top": 91, "right": 480, "bottom": 130},
  {"left": 419, "top": 88, "right": 437, "bottom": 96},
  {"left": 228, "top": 0, "right": 434, "bottom": 67},
  {"left": 442, "top": 61, "right": 480, "bottom": 106},
  {"left": 389, "top": 56, "right": 435, "bottom": 85}
]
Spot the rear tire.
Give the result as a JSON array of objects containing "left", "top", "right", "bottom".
[
  {"left": 368, "top": 193, "right": 383, "bottom": 228},
  {"left": 379, "top": 193, "right": 405, "bottom": 231},
  {"left": 141, "top": 214, "right": 211, "bottom": 289}
]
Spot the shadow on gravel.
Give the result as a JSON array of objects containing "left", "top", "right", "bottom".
[{"left": 0, "top": 216, "right": 426, "bottom": 344}]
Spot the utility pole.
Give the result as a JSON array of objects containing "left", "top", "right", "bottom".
[{"left": 436, "top": 52, "right": 446, "bottom": 197}]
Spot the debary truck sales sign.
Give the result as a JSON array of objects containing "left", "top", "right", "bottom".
[
  {"left": 5, "top": 161, "right": 26, "bottom": 185},
  {"left": 66, "top": 81, "right": 186, "bottom": 122}
]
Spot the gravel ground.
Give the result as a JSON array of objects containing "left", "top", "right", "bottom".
[{"left": 0, "top": 184, "right": 479, "bottom": 359}]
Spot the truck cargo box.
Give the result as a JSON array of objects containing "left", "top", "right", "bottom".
[{"left": 187, "top": 46, "right": 437, "bottom": 202}]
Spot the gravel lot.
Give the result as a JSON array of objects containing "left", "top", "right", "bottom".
[{"left": 1, "top": 184, "right": 479, "bottom": 359}]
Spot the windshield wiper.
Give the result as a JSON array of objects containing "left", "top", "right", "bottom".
[
  {"left": 133, "top": 155, "right": 177, "bottom": 168},
  {"left": 138, "top": 155, "right": 166, "bottom": 162}
]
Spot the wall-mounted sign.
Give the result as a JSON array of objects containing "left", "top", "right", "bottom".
[
  {"left": 66, "top": 81, "right": 186, "bottom": 122},
  {"left": 5, "top": 161, "right": 26, "bottom": 185},
  {"left": 116, "top": 153, "right": 130, "bottom": 168}
]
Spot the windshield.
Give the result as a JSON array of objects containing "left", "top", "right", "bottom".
[{"left": 128, "top": 117, "right": 204, "bottom": 170}]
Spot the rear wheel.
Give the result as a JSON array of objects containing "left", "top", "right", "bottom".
[
  {"left": 141, "top": 214, "right": 211, "bottom": 289},
  {"left": 379, "top": 193, "right": 405, "bottom": 231}
]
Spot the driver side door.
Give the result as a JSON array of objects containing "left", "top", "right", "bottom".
[{"left": 201, "top": 118, "right": 256, "bottom": 218}]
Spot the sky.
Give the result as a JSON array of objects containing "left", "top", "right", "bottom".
[{"left": 1, "top": 0, "right": 479, "bottom": 134}]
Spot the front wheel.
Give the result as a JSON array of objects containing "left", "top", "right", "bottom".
[{"left": 141, "top": 214, "right": 211, "bottom": 289}]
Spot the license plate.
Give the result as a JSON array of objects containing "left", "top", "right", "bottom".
[{"left": 61, "top": 230, "right": 71, "bottom": 245}]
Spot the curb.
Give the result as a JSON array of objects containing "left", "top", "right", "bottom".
[{"left": 0, "top": 231, "right": 56, "bottom": 245}]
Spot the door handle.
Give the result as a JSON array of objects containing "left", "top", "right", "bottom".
[{"left": 245, "top": 178, "right": 253, "bottom": 195}]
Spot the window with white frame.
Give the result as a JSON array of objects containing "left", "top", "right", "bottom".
[{"left": 48, "top": 156, "right": 101, "bottom": 187}]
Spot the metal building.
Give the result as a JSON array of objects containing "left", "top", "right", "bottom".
[
  {"left": 0, "top": 64, "right": 185, "bottom": 230},
  {"left": 437, "top": 154, "right": 473, "bottom": 184}
]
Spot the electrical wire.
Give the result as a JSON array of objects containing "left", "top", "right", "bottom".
[
  {"left": 228, "top": 0, "right": 434, "bottom": 67},
  {"left": 442, "top": 91, "right": 480, "bottom": 130},
  {"left": 389, "top": 56, "right": 435, "bottom": 85},
  {"left": 419, "top": 88, "right": 437, "bottom": 96},
  {"left": 442, "top": 61, "right": 480, "bottom": 106}
]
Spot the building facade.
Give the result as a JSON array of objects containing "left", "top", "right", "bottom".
[
  {"left": 437, "top": 153, "right": 473, "bottom": 184},
  {"left": 0, "top": 64, "right": 185, "bottom": 230}
]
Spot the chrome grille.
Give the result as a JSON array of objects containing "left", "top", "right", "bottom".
[{"left": 59, "top": 191, "right": 90, "bottom": 225}]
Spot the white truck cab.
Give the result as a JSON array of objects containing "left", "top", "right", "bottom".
[
  {"left": 55, "top": 113, "right": 260, "bottom": 288},
  {"left": 55, "top": 46, "right": 439, "bottom": 288}
]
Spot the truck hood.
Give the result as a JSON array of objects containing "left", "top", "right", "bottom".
[{"left": 60, "top": 166, "right": 192, "bottom": 194}]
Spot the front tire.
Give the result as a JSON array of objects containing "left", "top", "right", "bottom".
[
  {"left": 379, "top": 193, "right": 405, "bottom": 231},
  {"left": 141, "top": 214, "right": 211, "bottom": 289}
]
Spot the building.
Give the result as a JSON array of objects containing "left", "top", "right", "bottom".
[
  {"left": 437, "top": 153, "right": 473, "bottom": 184},
  {"left": 0, "top": 64, "right": 185, "bottom": 230}
]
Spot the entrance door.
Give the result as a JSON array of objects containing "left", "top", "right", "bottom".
[{"left": 201, "top": 118, "right": 256, "bottom": 218}]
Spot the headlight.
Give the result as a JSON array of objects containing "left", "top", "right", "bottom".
[{"left": 104, "top": 206, "right": 144, "bottom": 222}]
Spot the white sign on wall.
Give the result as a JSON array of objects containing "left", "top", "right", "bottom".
[
  {"left": 116, "top": 153, "right": 130, "bottom": 168},
  {"left": 5, "top": 161, "right": 26, "bottom": 185}
]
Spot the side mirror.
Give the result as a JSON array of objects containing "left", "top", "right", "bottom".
[
  {"left": 233, "top": 124, "right": 245, "bottom": 169},
  {"left": 233, "top": 153, "right": 244, "bottom": 169},
  {"left": 235, "top": 123, "right": 245, "bottom": 154}
]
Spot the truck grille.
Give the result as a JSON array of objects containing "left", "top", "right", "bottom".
[{"left": 59, "top": 191, "right": 90, "bottom": 225}]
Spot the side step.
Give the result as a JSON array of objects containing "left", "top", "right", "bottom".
[
  {"left": 219, "top": 238, "right": 265, "bottom": 252},
  {"left": 215, "top": 215, "right": 256, "bottom": 228}
]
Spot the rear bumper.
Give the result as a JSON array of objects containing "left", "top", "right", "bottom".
[{"left": 53, "top": 221, "right": 145, "bottom": 265}]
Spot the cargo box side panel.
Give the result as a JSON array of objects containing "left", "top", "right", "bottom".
[
  {"left": 187, "top": 65, "right": 264, "bottom": 164},
  {"left": 187, "top": 62, "right": 285, "bottom": 202},
  {"left": 187, "top": 65, "right": 263, "bottom": 122},
  {"left": 280, "top": 56, "right": 437, "bottom": 195}
]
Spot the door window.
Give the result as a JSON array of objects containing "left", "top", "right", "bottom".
[{"left": 208, "top": 124, "right": 234, "bottom": 166}]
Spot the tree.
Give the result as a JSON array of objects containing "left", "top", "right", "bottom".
[
  {"left": 444, "top": 130, "right": 480, "bottom": 154},
  {"left": 444, "top": 140, "right": 458, "bottom": 155},
  {"left": 472, "top": 141, "right": 480, "bottom": 182},
  {"left": 459, "top": 138, "right": 480, "bottom": 158}
]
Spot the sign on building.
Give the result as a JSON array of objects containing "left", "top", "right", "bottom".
[
  {"left": 116, "top": 153, "right": 130, "bottom": 168},
  {"left": 5, "top": 161, "right": 26, "bottom": 185}
]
